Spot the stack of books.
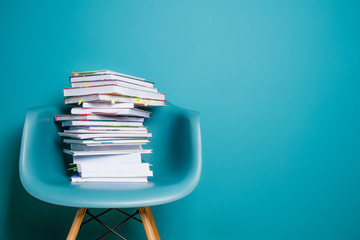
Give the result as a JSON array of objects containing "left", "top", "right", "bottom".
[{"left": 55, "top": 70, "right": 166, "bottom": 183}]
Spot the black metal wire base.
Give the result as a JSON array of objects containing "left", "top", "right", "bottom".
[{"left": 81, "top": 208, "right": 142, "bottom": 240}]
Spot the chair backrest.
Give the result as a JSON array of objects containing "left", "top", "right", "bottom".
[{"left": 19, "top": 102, "right": 202, "bottom": 207}]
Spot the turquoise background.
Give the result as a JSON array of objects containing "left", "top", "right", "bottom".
[{"left": 1, "top": 0, "right": 360, "bottom": 239}]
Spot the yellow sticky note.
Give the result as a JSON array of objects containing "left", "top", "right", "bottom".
[
  {"left": 78, "top": 100, "right": 83, "bottom": 105},
  {"left": 104, "top": 83, "right": 107, "bottom": 85},
  {"left": 116, "top": 98, "right": 120, "bottom": 101},
  {"left": 110, "top": 99, "right": 115, "bottom": 104},
  {"left": 150, "top": 100, "right": 154, "bottom": 104},
  {"left": 144, "top": 103, "right": 148, "bottom": 106},
  {"left": 135, "top": 98, "right": 140, "bottom": 103}
]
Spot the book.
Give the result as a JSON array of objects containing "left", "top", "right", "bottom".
[
  {"left": 78, "top": 163, "right": 151, "bottom": 173},
  {"left": 71, "top": 153, "right": 143, "bottom": 164},
  {"left": 63, "top": 139, "right": 150, "bottom": 145},
  {"left": 63, "top": 84, "right": 165, "bottom": 101},
  {"left": 71, "top": 80, "right": 158, "bottom": 93},
  {"left": 82, "top": 102, "right": 134, "bottom": 109},
  {"left": 62, "top": 121, "right": 143, "bottom": 127},
  {"left": 70, "top": 107, "right": 151, "bottom": 118},
  {"left": 59, "top": 132, "right": 152, "bottom": 139},
  {"left": 64, "top": 130, "right": 148, "bottom": 134},
  {"left": 69, "top": 126, "right": 147, "bottom": 131},
  {"left": 64, "top": 149, "right": 152, "bottom": 156},
  {"left": 70, "top": 70, "right": 154, "bottom": 88},
  {"left": 82, "top": 102, "right": 135, "bottom": 109},
  {"left": 74, "top": 159, "right": 153, "bottom": 178},
  {"left": 55, "top": 114, "right": 144, "bottom": 122},
  {"left": 71, "top": 176, "right": 149, "bottom": 183},
  {"left": 78, "top": 171, "right": 153, "bottom": 178},
  {"left": 90, "top": 137, "right": 149, "bottom": 141},
  {"left": 72, "top": 70, "right": 146, "bottom": 81},
  {"left": 64, "top": 94, "right": 165, "bottom": 106},
  {"left": 70, "top": 144, "right": 143, "bottom": 151}
]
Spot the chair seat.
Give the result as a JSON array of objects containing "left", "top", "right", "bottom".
[
  {"left": 24, "top": 177, "right": 198, "bottom": 208},
  {"left": 20, "top": 102, "right": 201, "bottom": 208}
]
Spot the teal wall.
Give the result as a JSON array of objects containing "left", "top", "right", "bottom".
[{"left": 1, "top": 0, "right": 360, "bottom": 239}]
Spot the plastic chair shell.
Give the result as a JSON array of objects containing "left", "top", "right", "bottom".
[{"left": 19, "top": 102, "right": 201, "bottom": 208}]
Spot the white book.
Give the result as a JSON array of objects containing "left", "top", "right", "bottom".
[
  {"left": 79, "top": 170, "right": 153, "bottom": 178},
  {"left": 59, "top": 132, "right": 152, "bottom": 139},
  {"left": 70, "top": 75, "right": 148, "bottom": 85},
  {"left": 92, "top": 137, "right": 149, "bottom": 140},
  {"left": 72, "top": 70, "right": 145, "bottom": 80},
  {"left": 64, "top": 149, "right": 152, "bottom": 156},
  {"left": 64, "top": 139, "right": 150, "bottom": 146},
  {"left": 69, "top": 127, "right": 147, "bottom": 131},
  {"left": 62, "top": 121, "right": 143, "bottom": 127},
  {"left": 64, "top": 94, "right": 165, "bottom": 106},
  {"left": 70, "top": 73, "right": 153, "bottom": 88},
  {"left": 55, "top": 114, "right": 144, "bottom": 122},
  {"left": 78, "top": 163, "right": 151, "bottom": 172},
  {"left": 71, "top": 176, "right": 149, "bottom": 183},
  {"left": 63, "top": 84, "right": 165, "bottom": 101},
  {"left": 70, "top": 144, "right": 143, "bottom": 151},
  {"left": 72, "top": 153, "right": 142, "bottom": 164},
  {"left": 70, "top": 107, "right": 151, "bottom": 118},
  {"left": 64, "top": 130, "right": 148, "bottom": 134},
  {"left": 71, "top": 80, "right": 158, "bottom": 93},
  {"left": 82, "top": 102, "right": 134, "bottom": 109}
]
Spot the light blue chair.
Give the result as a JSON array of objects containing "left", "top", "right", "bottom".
[{"left": 19, "top": 102, "right": 201, "bottom": 239}]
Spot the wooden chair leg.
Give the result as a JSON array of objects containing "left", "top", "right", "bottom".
[
  {"left": 139, "top": 207, "right": 161, "bottom": 240},
  {"left": 146, "top": 207, "right": 160, "bottom": 239},
  {"left": 66, "top": 208, "right": 87, "bottom": 240}
]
